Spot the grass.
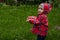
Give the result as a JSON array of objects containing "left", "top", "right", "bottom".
[{"left": 0, "top": 5, "right": 60, "bottom": 40}]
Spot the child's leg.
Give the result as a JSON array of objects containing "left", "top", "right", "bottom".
[{"left": 37, "top": 35, "right": 46, "bottom": 40}]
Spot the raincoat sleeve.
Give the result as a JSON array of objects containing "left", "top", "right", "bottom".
[
  {"left": 29, "top": 18, "right": 40, "bottom": 25},
  {"left": 28, "top": 16, "right": 41, "bottom": 25},
  {"left": 29, "top": 15, "right": 48, "bottom": 26}
]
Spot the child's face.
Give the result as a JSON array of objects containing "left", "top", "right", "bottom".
[{"left": 38, "top": 5, "right": 44, "bottom": 14}]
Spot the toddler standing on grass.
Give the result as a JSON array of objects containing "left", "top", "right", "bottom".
[{"left": 26, "top": 3, "right": 52, "bottom": 40}]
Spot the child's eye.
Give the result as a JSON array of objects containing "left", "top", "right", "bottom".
[
  {"left": 38, "top": 8, "right": 41, "bottom": 9},
  {"left": 38, "top": 8, "right": 43, "bottom": 10}
]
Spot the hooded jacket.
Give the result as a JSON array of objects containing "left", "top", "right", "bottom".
[{"left": 28, "top": 3, "right": 52, "bottom": 36}]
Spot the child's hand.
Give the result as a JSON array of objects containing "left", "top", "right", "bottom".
[
  {"left": 26, "top": 18, "right": 30, "bottom": 22},
  {"left": 26, "top": 16, "right": 37, "bottom": 22},
  {"left": 26, "top": 17, "right": 30, "bottom": 22}
]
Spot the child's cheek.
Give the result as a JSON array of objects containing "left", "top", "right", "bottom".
[
  {"left": 38, "top": 9, "right": 44, "bottom": 13},
  {"left": 41, "top": 9, "right": 44, "bottom": 12},
  {"left": 38, "top": 9, "right": 41, "bottom": 12}
]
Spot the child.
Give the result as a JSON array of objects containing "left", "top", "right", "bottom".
[{"left": 26, "top": 3, "right": 52, "bottom": 40}]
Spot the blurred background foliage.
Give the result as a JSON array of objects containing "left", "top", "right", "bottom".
[{"left": 0, "top": 0, "right": 60, "bottom": 7}]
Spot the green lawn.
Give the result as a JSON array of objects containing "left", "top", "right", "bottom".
[{"left": 0, "top": 5, "right": 60, "bottom": 40}]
